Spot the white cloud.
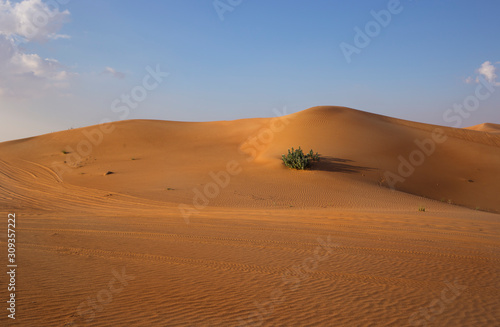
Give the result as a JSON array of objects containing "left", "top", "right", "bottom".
[
  {"left": 477, "top": 61, "right": 498, "bottom": 84},
  {"left": 465, "top": 60, "right": 500, "bottom": 86},
  {"left": 0, "top": 0, "right": 70, "bottom": 42},
  {"left": 101, "top": 66, "right": 126, "bottom": 79},
  {"left": 0, "top": 0, "right": 73, "bottom": 99}
]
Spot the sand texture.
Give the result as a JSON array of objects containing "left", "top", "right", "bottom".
[{"left": 0, "top": 106, "right": 499, "bottom": 326}]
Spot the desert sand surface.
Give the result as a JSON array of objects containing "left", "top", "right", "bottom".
[{"left": 0, "top": 106, "right": 499, "bottom": 326}]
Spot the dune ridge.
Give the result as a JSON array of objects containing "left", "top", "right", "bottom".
[{"left": 466, "top": 122, "right": 500, "bottom": 134}]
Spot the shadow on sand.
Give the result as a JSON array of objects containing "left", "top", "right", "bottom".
[{"left": 311, "top": 156, "right": 374, "bottom": 174}]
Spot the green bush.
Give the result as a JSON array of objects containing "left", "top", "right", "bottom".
[{"left": 282, "top": 147, "right": 320, "bottom": 170}]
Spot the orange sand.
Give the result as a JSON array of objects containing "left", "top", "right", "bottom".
[{"left": 0, "top": 106, "right": 498, "bottom": 326}]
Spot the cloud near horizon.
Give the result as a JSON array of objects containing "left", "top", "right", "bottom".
[
  {"left": 100, "top": 66, "right": 126, "bottom": 79},
  {"left": 0, "top": 0, "right": 73, "bottom": 99},
  {"left": 466, "top": 61, "right": 500, "bottom": 86}
]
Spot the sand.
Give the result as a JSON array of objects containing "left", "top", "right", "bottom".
[{"left": 0, "top": 106, "right": 499, "bottom": 326}]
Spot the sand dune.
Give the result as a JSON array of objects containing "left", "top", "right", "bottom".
[
  {"left": 2, "top": 106, "right": 499, "bottom": 212},
  {"left": 0, "top": 106, "right": 499, "bottom": 326},
  {"left": 466, "top": 122, "right": 500, "bottom": 134}
]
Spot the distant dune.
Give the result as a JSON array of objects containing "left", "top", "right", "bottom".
[
  {"left": 466, "top": 122, "right": 500, "bottom": 134},
  {"left": 1, "top": 106, "right": 499, "bottom": 326}
]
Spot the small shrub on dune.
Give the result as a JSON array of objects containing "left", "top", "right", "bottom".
[{"left": 282, "top": 147, "right": 320, "bottom": 170}]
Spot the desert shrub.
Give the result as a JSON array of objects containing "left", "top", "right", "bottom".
[{"left": 282, "top": 147, "right": 320, "bottom": 170}]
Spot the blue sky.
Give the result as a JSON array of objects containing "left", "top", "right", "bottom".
[{"left": 1, "top": 0, "right": 499, "bottom": 141}]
